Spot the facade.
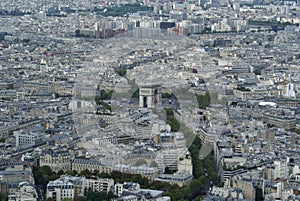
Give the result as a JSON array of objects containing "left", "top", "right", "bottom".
[
  {"left": 252, "top": 111, "right": 296, "bottom": 130},
  {"left": 113, "top": 182, "right": 166, "bottom": 200},
  {"left": 233, "top": 89, "right": 265, "bottom": 101},
  {"left": 156, "top": 172, "right": 193, "bottom": 187},
  {"left": 0, "top": 165, "right": 34, "bottom": 184},
  {"left": 209, "top": 186, "right": 244, "bottom": 199},
  {"left": 8, "top": 182, "right": 38, "bottom": 201},
  {"left": 15, "top": 130, "right": 44, "bottom": 147},
  {"left": 71, "top": 158, "right": 112, "bottom": 174},
  {"left": 156, "top": 151, "right": 178, "bottom": 174},
  {"left": 284, "top": 83, "right": 296, "bottom": 98},
  {"left": 85, "top": 178, "right": 114, "bottom": 193},
  {"left": 0, "top": 165, "right": 35, "bottom": 198},
  {"left": 0, "top": 171, "right": 34, "bottom": 185},
  {"left": 274, "top": 159, "right": 289, "bottom": 180},
  {"left": 221, "top": 169, "right": 248, "bottom": 182},
  {"left": 114, "top": 164, "right": 158, "bottom": 180},
  {"left": 59, "top": 176, "right": 85, "bottom": 197},
  {"left": 228, "top": 179, "right": 256, "bottom": 200},
  {"left": 46, "top": 179, "right": 75, "bottom": 201},
  {"left": 40, "top": 148, "right": 71, "bottom": 172},
  {"left": 114, "top": 183, "right": 124, "bottom": 197},
  {"left": 139, "top": 84, "right": 161, "bottom": 108},
  {"left": 177, "top": 150, "right": 193, "bottom": 175},
  {"left": 197, "top": 127, "right": 218, "bottom": 145}
]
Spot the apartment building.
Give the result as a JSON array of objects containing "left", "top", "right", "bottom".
[
  {"left": 40, "top": 148, "right": 71, "bottom": 173},
  {"left": 46, "top": 179, "right": 75, "bottom": 201}
]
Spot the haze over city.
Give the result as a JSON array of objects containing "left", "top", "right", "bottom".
[{"left": 0, "top": 0, "right": 300, "bottom": 201}]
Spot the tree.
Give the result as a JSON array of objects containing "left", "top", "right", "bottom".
[
  {"left": 65, "top": 170, "right": 78, "bottom": 176},
  {"left": 73, "top": 196, "right": 85, "bottom": 201},
  {"left": 190, "top": 179, "right": 203, "bottom": 196},
  {"left": 98, "top": 172, "right": 110, "bottom": 178},
  {"left": 193, "top": 160, "right": 204, "bottom": 178},
  {"left": 79, "top": 169, "right": 91, "bottom": 177},
  {"left": 33, "top": 166, "right": 60, "bottom": 188},
  {"left": 0, "top": 193, "right": 5, "bottom": 201},
  {"left": 162, "top": 191, "right": 173, "bottom": 199},
  {"left": 194, "top": 195, "right": 203, "bottom": 201},
  {"left": 196, "top": 92, "right": 211, "bottom": 109},
  {"left": 57, "top": 170, "right": 65, "bottom": 176},
  {"left": 131, "top": 89, "right": 139, "bottom": 99},
  {"left": 117, "top": 69, "right": 126, "bottom": 76},
  {"left": 192, "top": 137, "right": 202, "bottom": 149},
  {"left": 84, "top": 189, "right": 115, "bottom": 201},
  {"left": 236, "top": 86, "right": 250, "bottom": 91},
  {"left": 150, "top": 161, "right": 158, "bottom": 167},
  {"left": 188, "top": 137, "right": 206, "bottom": 179},
  {"left": 162, "top": 92, "right": 176, "bottom": 99},
  {"left": 166, "top": 116, "right": 180, "bottom": 132},
  {"left": 174, "top": 190, "right": 185, "bottom": 200},
  {"left": 61, "top": 198, "right": 72, "bottom": 201},
  {"left": 165, "top": 108, "right": 174, "bottom": 116},
  {"left": 92, "top": 169, "right": 99, "bottom": 176},
  {"left": 38, "top": 165, "right": 52, "bottom": 175},
  {"left": 164, "top": 108, "right": 181, "bottom": 132},
  {"left": 110, "top": 171, "right": 122, "bottom": 180},
  {"left": 255, "top": 187, "right": 263, "bottom": 201},
  {"left": 95, "top": 90, "right": 113, "bottom": 101}
]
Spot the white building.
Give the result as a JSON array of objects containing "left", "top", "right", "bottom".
[
  {"left": 15, "top": 129, "right": 44, "bottom": 147},
  {"left": 210, "top": 186, "right": 244, "bottom": 199},
  {"left": 114, "top": 183, "right": 124, "bottom": 197},
  {"left": 59, "top": 175, "right": 85, "bottom": 197},
  {"left": 292, "top": 165, "right": 300, "bottom": 175},
  {"left": 46, "top": 179, "right": 75, "bottom": 201},
  {"left": 274, "top": 159, "right": 289, "bottom": 179},
  {"left": 155, "top": 150, "right": 179, "bottom": 173},
  {"left": 85, "top": 178, "right": 114, "bottom": 193},
  {"left": 284, "top": 83, "right": 296, "bottom": 98},
  {"left": 114, "top": 164, "right": 158, "bottom": 180}
]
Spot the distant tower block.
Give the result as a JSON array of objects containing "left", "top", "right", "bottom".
[{"left": 139, "top": 84, "right": 161, "bottom": 108}]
